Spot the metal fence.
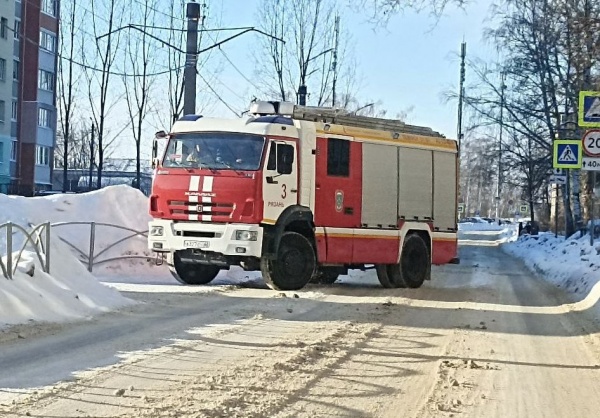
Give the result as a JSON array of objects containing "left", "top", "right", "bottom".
[
  {"left": 1, "top": 221, "right": 149, "bottom": 279},
  {"left": 52, "top": 222, "right": 150, "bottom": 272},
  {"left": 0, "top": 222, "right": 51, "bottom": 280}
]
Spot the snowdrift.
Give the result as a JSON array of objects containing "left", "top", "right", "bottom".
[{"left": 503, "top": 232, "right": 600, "bottom": 320}]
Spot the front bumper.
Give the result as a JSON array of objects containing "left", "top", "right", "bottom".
[{"left": 148, "top": 219, "right": 264, "bottom": 258}]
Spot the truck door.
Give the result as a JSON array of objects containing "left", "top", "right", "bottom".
[
  {"left": 262, "top": 140, "right": 299, "bottom": 223},
  {"left": 314, "top": 137, "right": 362, "bottom": 263}
]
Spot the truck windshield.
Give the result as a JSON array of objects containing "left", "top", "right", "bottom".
[{"left": 162, "top": 133, "right": 265, "bottom": 171}]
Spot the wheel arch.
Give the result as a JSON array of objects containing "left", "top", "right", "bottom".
[
  {"left": 400, "top": 222, "right": 432, "bottom": 263},
  {"left": 262, "top": 205, "right": 315, "bottom": 257}
]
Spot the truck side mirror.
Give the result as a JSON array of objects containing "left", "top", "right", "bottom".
[{"left": 152, "top": 131, "right": 168, "bottom": 169}]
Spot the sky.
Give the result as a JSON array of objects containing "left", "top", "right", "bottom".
[
  {"left": 212, "top": 1, "right": 496, "bottom": 131},
  {"left": 111, "top": 0, "right": 497, "bottom": 159}
]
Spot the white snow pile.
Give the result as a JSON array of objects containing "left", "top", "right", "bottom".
[
  {"left": 458, "top": 220, "right": 518, "bottom": 243},
  {"left": 0, "top": 185, "right": 158, "bottom": 329},
  {"left": 503, "top": 232, "right": 600, "bottom": 305}
]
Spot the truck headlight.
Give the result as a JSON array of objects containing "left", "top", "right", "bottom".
[
  {"left": 235, "top": 230, "right": 258, "bottom": 241},
  {"left": 150, "top": 226, "right": 164, "bottom": 236}
]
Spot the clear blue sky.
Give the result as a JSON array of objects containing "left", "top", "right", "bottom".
[{"left": 198, "top": 0, "right": 495, "bottom": 140}]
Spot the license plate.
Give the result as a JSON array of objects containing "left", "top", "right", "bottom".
[{"left": 184, "top": 240, "right": 209, "bottom": 249}]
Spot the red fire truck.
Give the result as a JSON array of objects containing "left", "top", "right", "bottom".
[{"left": 148, "top": 101, "right": 459, "bottom": 290}]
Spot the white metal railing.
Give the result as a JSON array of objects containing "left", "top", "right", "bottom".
[
  {"left": 51, "top": 222, "right": 149, "bottom": 272},
  {"left": 0, "top": 222, "right": 51, "bottom": 280},
  {"left": 1, "top": 222, "right": 149, "bottom": 279}
]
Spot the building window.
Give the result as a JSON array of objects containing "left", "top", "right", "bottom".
[
  {"left": 40, "top": 31, "right": 56, "bottom": 53},
  {"left": 12, "top": 60, "right": 19, "bottom": 80},
  {"left": 38, "top": 108, "right": 51, "bottom": 128},
  {"left": 0, "top": 141, "right": 3, "bottom": 162},
  {"left": 41, "top": 0, "right": 56, "bottom": 17},
  {"left": 11, "top": 100, "right": 17, "bottom": 121},
  {"left": 36, "top": 145, "right": 49, "bottom": 166},
  {"left": 10, "top": 140, "right": 16, "bottom": 161},
  {"left": 14, "top": 19, "right": 20, "bottom": 40},
  {"left": 0, "top": 59, "right": 5, "bottom": 81},
  {"left": 38, "top": 69, "right": 54, "bottom": 91},
  {"left": 0, "top": 101, "right": 5, "bottom": 123},
  {"left": 327, "top": 138, "right": 350, "bottom": 177},
  {"left": 1, "top": 18, "right": 7, "bottom": 39}
]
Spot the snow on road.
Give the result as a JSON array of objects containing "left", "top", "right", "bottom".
[{"left": 2, "top": 191, "right": 600, "bottom": 417}]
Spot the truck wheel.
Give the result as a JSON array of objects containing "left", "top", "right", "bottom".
[
  {"left": 261, "top": 231, "right": 316, "bottom": 291},
  {"left": 375, "top": 264, "right": 405, "bottom": 288},
  {"left": 311, "top": 268, "right": 339, "bottom": 285},
  {"left": 170, "top": 251, "right": 220, "bottom": 285},
  {"left": 391, "top": 234, "right": 430, "bottom": 289}
]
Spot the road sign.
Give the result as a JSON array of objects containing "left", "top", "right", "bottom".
[
  {"left": 457, "top": 204, "right": 464, "bottom": 213},
  {"left": 549, "top": 175, "right": 567, "bottom": 185},
  {"left": 553, "top": 140, "right": 582, "bottom": 168},
  {"left": 583, "top": 130, "right": 600, "bottom": 157},
  {"left": 579, "top": 91, "right": 600, "bottom": 128},
  {"left": 582, "top": 157, "right": 600, "bottom": 171},
  {"left": 519, "top": 205, "right": 528, "bottom": 213}
]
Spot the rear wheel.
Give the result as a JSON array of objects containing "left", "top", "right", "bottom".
[
  {"left": 376, "top": 264, "right": 406, "bottom": 288},
  {"left": 261, "top": 232, "right": 316, "bottom": 291},
  {"left": 395, "top": 234, "right": 430, "bottom": 288},
  {"left": 170, "top": 251, "right": 221, "bottom": 285}
]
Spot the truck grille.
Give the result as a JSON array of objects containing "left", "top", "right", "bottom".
[{"left": 168, "top": 200, "right": 235, "bottom": 220}]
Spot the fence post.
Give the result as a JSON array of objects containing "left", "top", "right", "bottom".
[
  {"left": 7, "top": 222, "right": 12, "bottom": 279},
  {"left": 45, "top": 222, "right": 51, "bottom": 273},
  {"left": 88, "top": 222, "right": 96, "bottom": 272}
]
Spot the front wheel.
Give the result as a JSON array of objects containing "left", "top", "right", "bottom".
[
  {"left": 261, "top": 232, "right": 316, "bottom": 291},
  {"left": 170, "top": 251, "right": 221, "bottom": 285}
]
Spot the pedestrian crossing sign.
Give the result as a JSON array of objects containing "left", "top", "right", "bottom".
[
  {"left": 553, "top": 139, "right": 582, "bottom": 169},
  {"left": 579, "top": 91, "right": 600, "bottom": 128}
]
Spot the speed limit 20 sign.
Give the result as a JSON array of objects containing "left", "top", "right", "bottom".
[{"left": 583, "top": 130, "right": 600, "bottom": 157}]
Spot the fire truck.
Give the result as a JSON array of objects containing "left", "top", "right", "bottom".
[{"left": 148, "top": 101, "right": 459, "bottom": 290}]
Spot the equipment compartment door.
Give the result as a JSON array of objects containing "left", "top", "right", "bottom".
[{"left": 314, "top": 137, "right": 362, "bottom": 263}]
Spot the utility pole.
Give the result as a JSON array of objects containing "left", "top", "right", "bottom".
[
  {"left": 495, "top": 71, "right": 506, "bottom": 220},
  {"left": 184, "top": 1, "right": 201, "bottom": 115},
  {"left": 89, "top": 121, "right": 95, "bottom": 191},
  {"left": 331, "top": 15, "right": 340, "bottom": 107},
  {"left": 457, "top": 42, "right": 466, "bottom": 157}
]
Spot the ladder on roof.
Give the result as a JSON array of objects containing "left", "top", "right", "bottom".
[{"left": 292, "top": 105, "right": 445, "bottom": 138}]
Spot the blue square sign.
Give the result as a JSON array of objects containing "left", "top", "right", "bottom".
[
  {"left": 553, "top": 139, "right": 582, "bottom": 168},
  {"left": 579, "top": 91, "right": 600, "bottom": 127}
]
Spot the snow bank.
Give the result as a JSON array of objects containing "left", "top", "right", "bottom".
[
  {"left": 1, "top": 185, "right": 159, "bottom": 277},
  {"left": 0, "top": 186, "right": 159, "bottom": 329},
  {"left": 503, "top": 232, "right": 600, "bottom": 312}
]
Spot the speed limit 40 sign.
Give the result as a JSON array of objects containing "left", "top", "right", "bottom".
[{"left": 583, "top": 130, "right": 600, "bottom": 157}]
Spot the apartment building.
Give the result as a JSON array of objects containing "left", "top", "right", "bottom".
[
  {"left": 0, "top": 0, "right": 58, "bottom": 195},
  {"left": 0, "top": 1, "right": 14, "bottom": 193}
]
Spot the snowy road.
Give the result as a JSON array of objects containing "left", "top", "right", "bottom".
[{"left": 2, "top": 238, "right": 600, "bottom": 417}]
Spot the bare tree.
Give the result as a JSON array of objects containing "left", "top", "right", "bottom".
[
  {"left": 256, "top": 0, "right": 338, "bottom": 105},
  {"left": 85, "top": 0, "right": 124, "bottom": 190},
  {"left": 358, "top": 0, "right": 467, "bottom": 22},
  {"left": 123, "top": 1, "right": 157, "bottom": 189},
  {"left": 57, "top": 0, "right": 80, "bottom": 192}
]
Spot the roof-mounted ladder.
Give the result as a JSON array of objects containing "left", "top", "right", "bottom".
[{"left": 292, "top": 105, "right": 445, "bottom": 138}]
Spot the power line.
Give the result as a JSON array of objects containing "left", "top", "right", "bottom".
[{"left": 198, "top": 72, "right": 241, "bottom": 116}]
